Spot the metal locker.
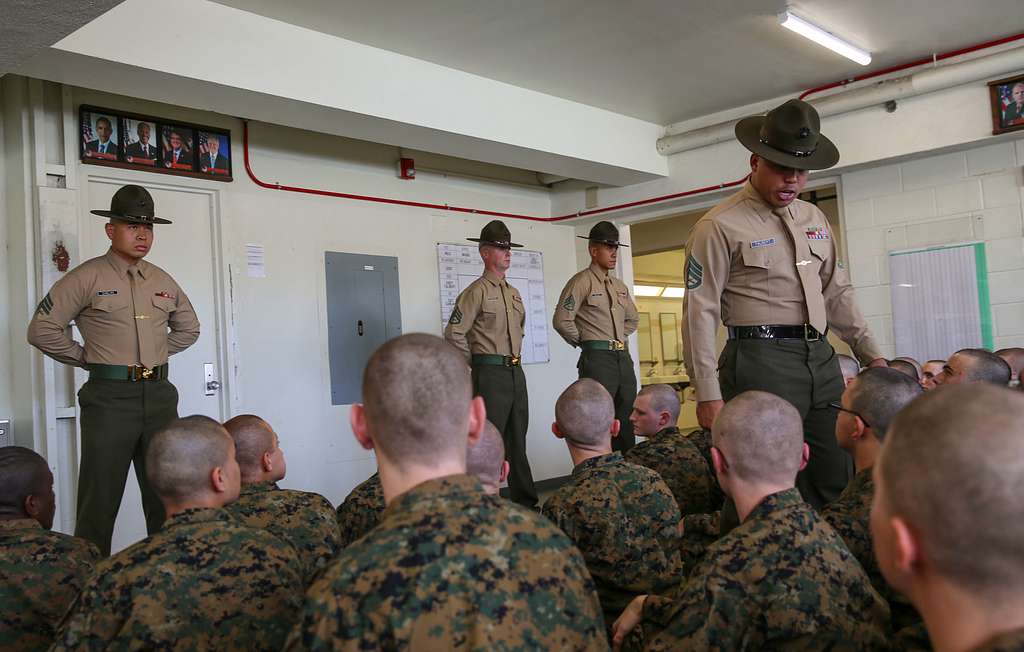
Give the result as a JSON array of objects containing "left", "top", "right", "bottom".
[{"left": 325, "top": 252, "right": 402, "bottom": 405}]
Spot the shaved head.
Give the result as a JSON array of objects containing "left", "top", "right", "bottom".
[
  {"left": 878, "top": 385, "right": 1024, "bottom": 596},
  {"left": 996, "top": 347, "right": 1024, "bottom": 381},
  {"left": 888, "top": 359, "right": 920, "bottom": 381},
  {"left": 713, "top": 391, "right": 803, "bottom": 485},
  {"left": 223, "top": 414, "right": 275, "bottom": 479},
  {"left": 837, "top": 354, "right": 860, "bottom": 383},
  {"left": 0, "top": 447, "right": 54, "bottom": 526},
  {"left": 362, "top": 334, "right": 473, "bottom": 467},
  {"left": 947, "top": 349, "right": 1012, "bottom": 386},
  {"left": 466, "top": 420, "right": 505, "bottom": 489},
  {"left": 636, "top": 384, "right": 681, "bottom": 424},
  {"left": 555, "top": 379, "right": 615, "bottom": 449},
  {"left": 847, "top": 368, "right": 923, "bottom": 440},
  {"left": 147, "top": 415, "right": 235, "bottom": 503}
]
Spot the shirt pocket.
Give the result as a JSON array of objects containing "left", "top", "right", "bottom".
[
  {"left": 90, "top": 294, "right": 130, "bottom": 313},
  {"left": 151, "top": 295, "right": 176, "bottom": 328},
  {"left": 479, "top": 300, "right": 500, "bottom": 325},
  {"left": 740, "top": 245, "right": 772, "bottom": 269},
  {"left": 808, "top": 239, "right": 831, "bottom": 262},
  {"left": 585, "top": 291, "right": 607, "bottom": 307}
]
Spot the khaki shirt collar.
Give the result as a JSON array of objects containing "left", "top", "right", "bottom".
[
  {"left": 482, "top": 270, "right": 506, "bottom": 287},
  {"left": 588, "top": 262, "right": 610, "bottom": 281},
  {"left": 741, "top": 181, "right": 785, "bottom": 222},
  {"left": 104, "top": 248, "right": 150, "bottom": 280}
]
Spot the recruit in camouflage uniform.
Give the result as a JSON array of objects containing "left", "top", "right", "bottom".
[
  {"left": 0, "top": 520, "right": 100, "bottom": 651},
  {"left": 225, "top": 480, "right": 340, "bottom": 584},
  {"left": 541, "top": 452, "right": 682, "bottom": 637},
  {"left": 286, "top": 475, "right": 608, "bottom": 651},
  {"left": 623, "top": 426, "right": 716, "bottom": 516},
  {"left": 821, "top": 467, "right": 922, "bottom": 631},
  {"left": 640, "top": 489, "right": 889, "bottom": 650},
  {"left": 52, "top": 507, "right": 304, "bottom": 651},
  {"left": 335, "top": 471, "right": 385, "bottom": 548}
]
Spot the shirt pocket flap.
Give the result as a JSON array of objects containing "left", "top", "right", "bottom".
[
  {"left": 808, "top": 240, "right": 831, "bottom": 261},
  {"left": 740, "top": 246, "right": 771, "bottom": 269},
  {"left": 152, "top": 295, "right": 177, "bottom": 313},
  {"left": 90, "top": 294, "right": 129, "bottom": 312}
]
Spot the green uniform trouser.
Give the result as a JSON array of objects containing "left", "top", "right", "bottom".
[
  {"left": 717, "top": 337, "right": 849, "bottom": 534},
  {"left": 75, "top": 378, "right": 178, "bottom": 556},
  {"left": 578, "top": 349, "right": 637, "bottom": 452},
  {"left": 472, "top": 364, "right": 537, "bottom": 507}
]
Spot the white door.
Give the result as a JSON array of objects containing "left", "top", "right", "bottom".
[{"left": 81, "top": 176, "right": 227, "bottom": 553}]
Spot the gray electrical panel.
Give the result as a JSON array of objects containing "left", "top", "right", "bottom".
[
  {"left": 325, "top": 252, "right": 402, "bottom": 405},
  {"left": 0, "top": 420, "right": 10, "bottom": 447}
]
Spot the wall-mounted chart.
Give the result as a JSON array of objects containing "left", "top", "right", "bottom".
[{"left": 437, "top": 243, "right": 550, "bottom": 364}]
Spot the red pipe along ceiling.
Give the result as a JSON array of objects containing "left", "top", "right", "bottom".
[{"left": 243, "top": 30, "right": 1024, "bottom": 223}]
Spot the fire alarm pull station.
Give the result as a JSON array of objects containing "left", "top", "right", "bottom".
[{"left": 399, "top": 157, "right": 415, "bottom": 180}]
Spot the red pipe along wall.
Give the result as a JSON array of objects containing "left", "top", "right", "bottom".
[{"left": 243, "top": 31, "right": 1024, "bottom": 223}]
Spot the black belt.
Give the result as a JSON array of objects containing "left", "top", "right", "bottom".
[
  {"left": 88, "top": 363, "right": 169, "bottom": 381},
  {"left": 471, "top": 354, "right": 521, "bottom": 367},
  {"left": 727, "top": 325, "right": 825, "bottom": 341}
]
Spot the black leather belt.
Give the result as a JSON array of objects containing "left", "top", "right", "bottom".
[
  {"left": 727, "top": 325, "right": 825, "bottom": 341},
  {"left": 88, "top": 363, "right": 169, "bottom": 381}
]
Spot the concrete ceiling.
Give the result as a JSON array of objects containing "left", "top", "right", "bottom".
[
  {"left": 214, "top": 0, "right": 1024, "bottom": 124},
  {"left": 0, "top": 0, "right": 124, "bottom": 75}
]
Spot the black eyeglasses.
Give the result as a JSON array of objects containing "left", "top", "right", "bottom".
[{"left": 829, "top": 402, "right": 871, "bottom": 429}]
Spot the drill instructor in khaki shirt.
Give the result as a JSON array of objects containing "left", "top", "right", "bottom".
[
  {"left": 683, "top": 100, "right": 885, "bottom": 515},
  {"left": 444, "top": 221, "right": 537, "bottom": 507},
  {"left": 28, "top": 185, "right": 199, "bottom": 555},
  {"left": 553, "top": 221, "right": 640, "bottom": 452}
]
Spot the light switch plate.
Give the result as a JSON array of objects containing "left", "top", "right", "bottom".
[{"left": 0, "top": 420, "right": 11, "bottom": 447}]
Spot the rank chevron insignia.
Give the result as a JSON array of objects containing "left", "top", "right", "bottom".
[{"left": 685, "top": 256, "right": 703, "bottom": 290}]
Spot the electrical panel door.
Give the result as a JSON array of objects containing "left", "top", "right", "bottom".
[{"left": 325, "top": 252, "right": 402, "bottom": 405}]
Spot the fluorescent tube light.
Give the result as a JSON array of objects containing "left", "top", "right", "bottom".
[
  {"left": 779, "top": 11, "right": 871, "bottom": 66},
  {"left": 661, "top": 287, "right": 686, "bottom": 298},
  {"left": 634, "top": 285, "right": 664, "bottom": 297}
]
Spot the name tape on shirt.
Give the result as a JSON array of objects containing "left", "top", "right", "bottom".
[
  {"left": 96, "top": 289, "right": 119, "bottom": 296},
  {"left": 750, "top": 238, "right": 776, "bottom": 249},
  {"left": 805, "top": 226, "right": 830, "bottom": 240}
]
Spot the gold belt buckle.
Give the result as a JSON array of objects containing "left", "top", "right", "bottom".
[
  {"left": 803, "top": 325, "right": 820, "bottom": 342},
  {"left": 611, "top": 340, "right": 625, "bottom": 351},
  {"left": 133, "top": 365, "right": 154, "bottom": 380},
  {"left": 507, "top": 355, "right": 521, "bottom": 367}
]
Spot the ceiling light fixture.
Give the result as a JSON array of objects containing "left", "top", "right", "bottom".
[
  {"left": 660, "top": 287, "right": 686, "bottom": 298},
  {"left": 634, "top": 285, "right": 664, "bottom": 297},
  {"left": 778, "top": 10, "right": 871, "bottom": 66}
]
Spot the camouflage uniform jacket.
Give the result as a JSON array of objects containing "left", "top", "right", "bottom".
[
  {"left": 821, "top": 467, "right": 921, "bottom": 631},
  {"left": 335, "top": 472, "right": 385, "bottom": 548},
  {"left": 542, "top": 452, "right": 683, "bottom": 627},
  {"left": 624, "top": 427, "right": 715, "bottom": 515},
  {"left": 225, "top": 480, "right": 340, "bottom": 584},
  {"left": 52, "top": 507, "right": 304, "bottom": 651},
  {"left": 973, "top": 628, "right": 1024, "bottom": 652},
  {"left": 286, "top": 474, "right": 609, "bottom": 651},
  {"left": 643, "top": 488, "right": 890, "bottom": 651},
  {"left": 0, "top": 519, "right": 99, "bottom": 651}
]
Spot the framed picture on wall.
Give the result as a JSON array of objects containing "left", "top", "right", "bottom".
[
  {"left": 80, "top": 110, "right": 120, "bottom": 161},
  {"left": 196, "top": 129, "right": 232, "bottom": 177},
  {"left": 79, "top": 105, "right": 232, "bottom": 182},
  {"left": 988, "top": 74, "right": 1024, "bottom": 134},
  {"left": 160, "top": 124, "right": 196, "bottom": 171},
  {"left": 122, "top": 118, "right": 159, "bottom": 166}
]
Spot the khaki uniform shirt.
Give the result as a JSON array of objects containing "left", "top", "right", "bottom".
[
  {"left": 225, "top": 481, "right": 341, "bottom": 585},
  {"left": 0, "top": 519, "right": 100, "bottom": 651},
  {"left": 541, "top": 452, "right": 682, "bottom": 631},
  {"left": 287, "top": 474, "right": 607, "bottom": 651},
  {"left": 443, "top": 270, "right": 525, "bottom": 359},
  {"left": 52, "top": 507, "right": 303, "bottom": 651},
  {"left": 27, "top": 249, "right": 200, "bottom": 369},
  {"left": 683, "top": 182, "right": 882, "bottom": 401},
  {"left": 553, "top": 263, "right": 639, "bottom": 346},
  {"left": 335, "top": 472, "right": 386, "bottom": 548},
  {"left": 642, "top": 488, "right": 889, "bottom": 651}
]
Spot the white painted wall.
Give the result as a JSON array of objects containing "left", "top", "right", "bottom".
[
  {"left": 840, "top": 141, "right": 1024, "bottom": 357},
  {"left": 62, "top": 87, "right": 581, "bottom": 506}
]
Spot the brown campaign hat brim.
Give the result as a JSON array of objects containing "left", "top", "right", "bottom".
[
  {"left": 576, "top": 235, "right": 629, "bottom": 247},
  {"left": 91, "top": 210, "right": 172, "bottom": 224},
  {"left": 467, "top": 237, "right": 523, "bottom": 248},
  {"left": 735, "top": 115, "right": 839, "bottom": 170}
]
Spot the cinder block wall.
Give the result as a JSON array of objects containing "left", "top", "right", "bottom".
[{"left": 840, "top": 140, "right": 1024, "bottom": 358}]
